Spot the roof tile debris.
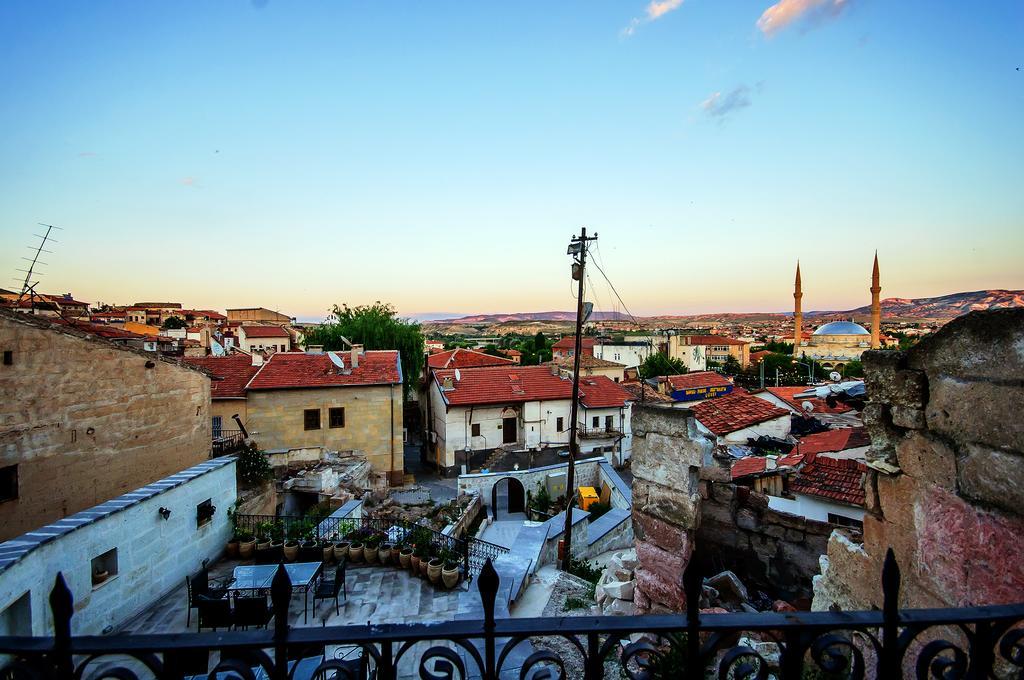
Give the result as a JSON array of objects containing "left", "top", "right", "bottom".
[{"left": 795, "top": 427, "right": 870, "bottom": 456}]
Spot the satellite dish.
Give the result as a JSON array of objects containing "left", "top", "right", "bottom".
[
  {"left": 829, "top": 371, "right": 842, "bottom": 382},
  {"left": 210, "top": 339, "right": 225, "bottom": 356},
  {"left": 327, "top": 351, "right": 345, "bottom": 370},
  {"left": 454, "top": 368, "right": 461, "bottom": 382},
  {"left": 802, "top": 401, "right": 815, "bottom": 413}
]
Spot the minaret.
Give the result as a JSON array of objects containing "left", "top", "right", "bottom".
[
  {"left": 870, "top": 252, "right": 881, "bottom": 349},
  {"left": 793, "top": 261, "right": 803, "bottom": 357}
]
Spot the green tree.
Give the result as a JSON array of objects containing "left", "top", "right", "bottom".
[
  {"left": 303, "top": 302, "right": 424, "bottom": 396},
  {"left": 161, "top": 316, "right": 187, "bottom": 330},
  {"left": 482, "top": 344, "right": 504, "bottom": 357},
  {"left": 842, "top": 360, "right": 864, "bottom": 378},
  {"left": 639, "top": 353, "right": 689, "bottom": 379},
  {"left": 721, "top": 355, "right": 742, "bottom": 375}
]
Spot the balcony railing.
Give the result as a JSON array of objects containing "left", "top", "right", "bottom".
[
  {"left": 211, "top": 429, "right": 245, "bottom": 457},
  {"left": 578, "top": 424, "right": 623, "bottom": 439},
  {"left": 1, "top": 550, "right": 1022, "bottom": 679}
]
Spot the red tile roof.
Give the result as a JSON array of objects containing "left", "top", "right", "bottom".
[
  {"left": 749, "top": 350, "right": 771, "bottom": 364},
  {"left": 795, "top": 427, "right": 870, "bottom": 456},
  {"left": 790, "top": 456, "right": 867, "bottom": 507},
  {"left": 433, "top": 366, "right": 630, "bottom": 408},
  {"left": 241, "top": 325, "right": 291, "bottom": 338},
  {"left": 181, "top": 354, "right": 261, "bottom": 398},
  {"left": 246, "top": 350, "right": 401, "bottom": 390},
  {"left": 427, "top": 348, "right": 515, "bottom": 370},
  {"left": 731, "top": 456, "right": 768, "bottom": 479},
  {"left": 764, "top": 386, "right": 853, "bottom": 414},
  {"left": 678, "top": 335, "right": 748, "bottom": 346},
  {"left": 663, "top": 371, "right": 732, "bottom": 392},
  {"left": 552, "top": 336, "right": 598, "bottom": 350},
  {"left": 52, "top": 318, "right": 146, "bottom": 340},
  {"left": 691, "top": 393, "right": 790, "bottom": 436}
]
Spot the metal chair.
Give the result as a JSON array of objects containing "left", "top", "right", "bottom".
[
  {"left": 233, "top": 593, "right": 273, "bottom": 630},
  {"left": 313, "top": 561, "right": 347, "bottom": 616},
  {"left": 185, "top": 568, "right": 211, "bottom": 629},
  {"left": 196, "top": 594, "right": 233, "bottom": 631}
]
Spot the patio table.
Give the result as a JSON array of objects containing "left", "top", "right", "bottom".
[{"left": 227, "top": 562, "right": 323, "bottom": 624}]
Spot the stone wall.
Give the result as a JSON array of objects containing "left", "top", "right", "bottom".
[
  {"left": 697, "top": 479, "right": 833, "bottom": 601},
  {"left": 0, "top": 311, "right": 211, "bottom": 540},
  {"left": 631, "top": 405, "right": 712, "bottom": 613},
  {"left": 457, "top": 457, "right": 605, "bottom": 508},
  {"left": 813, "top": 309, "right": 1024, "bottom": 611}
]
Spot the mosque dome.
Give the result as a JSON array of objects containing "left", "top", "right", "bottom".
[{"left": 813, "top": 321, "right": 869, "bottom": 336}]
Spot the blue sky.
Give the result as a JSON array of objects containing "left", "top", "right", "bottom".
[{"left": 1, "top": 1, "right": 1021, "bottom": 319}]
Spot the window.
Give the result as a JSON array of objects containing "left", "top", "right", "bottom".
[
  {"left": 556, "top": 417, "right": 564, "bottom": 431},
  {"left": 303, "top": 409, "right": 321, "bottom": 430},
  {"left": 91, "top": 548, "right": 118, "bottom": 587},
  {"left": 0, "top": 465, "right": 17, "bottom": 502},
  {"left": 329, "top": 407, "right": 345, "bottom": 429},
  {"left": 196, "top": 499, "right": 216, "bottom": 527},
  {"left": 605, "top": 415, "right": 614, "bottom": 430},
  {"left": 827, "top": 513, "right": 863, "bottom": 529},
  {"left": 471, "top": 423, "right": 481, "bottom": 437},
  {"left": 592, "top": 416, "right": 599, "bottom": 428},
  {"left": 2, "top": 351, "right": 11, "bottom": 366},
  {"left": 212, "top": 416, "right": 222, "bottom": 438}
]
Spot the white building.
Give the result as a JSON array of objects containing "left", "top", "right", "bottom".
[
  {"left": 426, "top": 365, "right": 633, "bottom": 474},
  {"left": 593, "top": 340, "right": 655, "bottom": 369},
  {"left": 237, "top": 325, "right": 292, "bottom": 354}
]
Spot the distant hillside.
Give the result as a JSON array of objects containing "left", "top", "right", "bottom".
[
  {"left": 811, "top": 290, "right": 1024, "bottom": 320},
  {"left": 431, "top": 310, "right": 633, "bottom": 324}
]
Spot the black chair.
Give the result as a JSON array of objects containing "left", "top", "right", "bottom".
[
  {"left": 196, "top": 594, "right": 233, "bottom": 631},
  {"left": 185, "top": 568, "right": 211, "bottom": 628},
  {"left": 233, "top": 593, "right": 273, "bottom": 630},
  {"left": 313, "top": 561, "right": 347, "bottom": 616}
]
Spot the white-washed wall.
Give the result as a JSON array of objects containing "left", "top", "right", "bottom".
[
  {"left": 457, "top": 458, "right": 605, "bottom": 506},
  {"left": 0, "top": 459, "right": 236, "bottom": 637},
  {"left": 768, "top": 494, "right": 865, "bottom": 524}
]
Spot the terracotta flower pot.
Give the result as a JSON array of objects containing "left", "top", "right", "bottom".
[
  {"left": 334, "top": 541, "right": 350, "bottom": 563},
  {"left": 322, "top": 544, "right": 335, "bottom": 564},
  {"left": 226, "top": 540, "right": 240, "bottom": 559},
  {"left": 364, "top": 545, "right": 379, "bottom": 564},
  {"left": 239, "top": 539, "right": 256, "bottom": 559},
  {"left": 349, "top": 542, "right": 364, "bottom": 563},
  {"left": 283, "top": 541, "right": 299, "bottom": 562},
  {"left": 256, "top": 538, "right": 272, "bottom": 551},
  {"left": 419, "top": 557, "right": 429, "bottom": 577},
  {"left": 410, "top": 555, "right": 421, "bottom": 573},
  {"left": 442, "top": 563, "right": 460, "bottom": 589},
  {"left": 379, "top": 543, "right": 393, "bottom": 565},
  {"left": 399, "top": 548, "right": 413, "bottom": 569},
  {"left": 427, "top": 558, "right": 444, "bottom": 585}
]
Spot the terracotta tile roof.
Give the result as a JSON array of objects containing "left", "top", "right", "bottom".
[
  {"left": 749, "top": 350, "right": 771, "bottom": 364},
  {"left": 795, "top": 427, "right": 870, "bottom": 456},
  {"left": 764, "top": 386, "right": 853, "bottom": 414},
  {"left": 790, "top": 456, "right": 867, "bottom": 507},
  {"left": 246, "top": 350, "right": 402, "bottom": 390},
  {"left": 181, "top": 354, "right": 261, "bottom": 398},
  {"left": 433, "top": 366, "right": 630, "bottom": 408},
  {"left": 777, "top": 451, "right": 805, "bottom": 467},
  {"left": 678, "top": 335, "right": 748, "bottom": 346},
  {"left": 241, "top": 325, "right": 291, "bottom": 339},
  {"left": 427, "top": 348, "right": 515, "bottom": 370},
  {"left": 621, "top": 382, "right": 675, "bottom": 404},
  {"left": 499, "top": 349, "right": 522, "bottom": 357},
  {"left": 731, "top": 456, "right": 768, "bottom": 479},
  {"left": 552, "top": 336, "right": 598, "bottom": 350},
  {"left": 663, "top": 371, "right": 732, "bottom": 392},
  {"left": 692, "top": 393, "right": 790, "bottom": 436},
  {"left": 51, "top": 318, "right": 146, "bottom": 340}
]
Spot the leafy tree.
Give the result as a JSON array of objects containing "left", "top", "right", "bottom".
[
  {"left": 732, "top": 352, "right": 808, "bottom": 388},
  {"left": 482, "top": 344, "right": 504, "bottom": 357},
  {"left": 759, "top": 340, "right": 794, "bottom": 354},
  {"left": 161, "top": 316, "right": 188, "bottom": 330},
  {"left": 721, "top": 355, "right": 742, "bottom": 375},
  {"left": 534, "top": 331, "right": 546, "bottom": 349},
  {"left": 639, "top": 353, "right": 689, "bottom": 379},
  {"left": 303, "top": 302, "right": 424, "bottom": 396},
  {"left": 842, "top": 360, "right": 864, "bottom": 378}
]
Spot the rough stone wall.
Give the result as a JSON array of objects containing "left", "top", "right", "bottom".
[
  {"left": 0, "top": 312, "right": 211, "bottom": 540},
  {"left": 631, "top": 405, "right": 712, "bottom": 613},
  {"left": 246, "top": 383, "right": 404, "bottom": 484},
  {"left": 697, "top": 479, "right": 833, "bottom": 601},
  {"left": 814, "top": 309, "right": 1024, "bottom": 611}
]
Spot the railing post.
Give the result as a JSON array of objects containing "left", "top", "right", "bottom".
[
  {"left": 683, "top": 552, "right": 702, "bottom": 680},
  {"left": 271, "top": 563, "right": 292, "bottom": 680},
  {"left": 880, "top": 548, "right": 901, "bottom": 678},
  {"left": 378, "top": 640, "right": 394, "bottom": 680},
  {"left": 585, "top": 631, "right": 601, "bottom": 680},
  {"left": 478, "top": 558, "right": 499, "bottom": 679},
  {"left": 48, "top": 572, "right": 74, "bottom": 678}
]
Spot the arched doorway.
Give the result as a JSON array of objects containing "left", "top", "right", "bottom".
[{"left": 491, "top": 477, "right": 526, "bottom": 519}]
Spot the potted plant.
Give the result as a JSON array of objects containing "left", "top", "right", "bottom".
[
  {"left": 379, "top": 542, "right": 394, "bottom": 566},
  {"left": 238, "top": 530, "right": 256, "bottom": 559},
  {"left": 427, "top": 554, "right": 444, "bottom": 585},
  {"left": 283, "top": 538, "right": 299, "bottom": 562},
  {"left": 413, "top": 542, "right": 430, "bottom": 577},
  {"left": 442, "top": 552, "right": 461, "bottom": 589},
  {"left": 256, "top": 521, "right": 274, "bottom": 551},
  {"left": 226, "top": 504, "right": 241, "bottom": 558},
  {"left": 334, "top": 539, "right": 351, "bottom": 563},
  {"left": 364, "top": 533, "right": 381, "bottom": 564},
  {"left": 322, "top": 540, "right": 335, "bottom": 564},
  {"left": 349, "top": 540, "right": 364, "bottom": 563},
  {"left": 399, "top": 545, "right": 413, "bottom": 569}
]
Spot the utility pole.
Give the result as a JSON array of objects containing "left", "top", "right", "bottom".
[{"left": 560, "top": 227, "right": 597, "bottom": 572}]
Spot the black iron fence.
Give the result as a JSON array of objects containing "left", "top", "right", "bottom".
[
  {"left": 2, "top": 550, "right": 1022, "bottom": 679},
  {"left": 211, "top": 429, "right": 245, "bottom": 457}
]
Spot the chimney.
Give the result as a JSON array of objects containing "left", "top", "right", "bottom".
[
  {"left": 251, "top": 353, "right": 264, "bottom": 367},
  {"left": 351, "top": 344, "right": 363, "bottom": 369},
  {"left": 306, "top": 344, "right": 324, "bottom": 355}
]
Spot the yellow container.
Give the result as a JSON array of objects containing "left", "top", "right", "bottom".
[{"left": 578, "top": 486, "right": 599, "bottom": 511}]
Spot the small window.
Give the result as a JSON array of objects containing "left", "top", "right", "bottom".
[
  {"left": 592, "top": 416, "right": 599, "bottom": 428},
  {"left": 0, "top": 465, "right": 17, "bottom": 502},
  {"left": 197, "top": 499, "right": 216, "bottom": 527},
  {"left": 329, "top": 407, "right": 345, "bottom": 429},
  {"left": 304, "top": 409, "right": 321, "bottom": 430},
  {"left": 212, "top": 415, "right": 222, "bottom": 437},
  {"left": 827, "top": 513, "right": 863, "bottom": 529},
  {"left": 91, "top": 548, "right": 118, "bottom": 587},
  {"left": 471, "top": 423, "right": 481, "bottom": 437},
  {"left": 556, "top": 417, "right": 564, "bottom": 432},
  {"left": 2, "top": 351, "right": 11, "bottom": 366}
]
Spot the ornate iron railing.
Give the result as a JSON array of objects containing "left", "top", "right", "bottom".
[
  {"left": 1, "top": 550, "right": 1023, "bottom": 679},
  {"left": 211, "top": 430, "right": 246, "bottom": 457}
]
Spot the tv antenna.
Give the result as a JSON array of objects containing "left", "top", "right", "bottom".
[{"left": 15, "top": 223, "right": 63, "bottom": 308}]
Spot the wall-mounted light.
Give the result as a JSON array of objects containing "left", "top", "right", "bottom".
[
  {"left": 158, "top": 507, "right": 171, "bottom": 520},
  {"left": 145, "top": 360, "right": 156, "bottom": 369}
]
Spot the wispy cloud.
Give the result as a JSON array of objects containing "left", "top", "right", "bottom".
[
  {"left": 756, "top": 0, "right": 850, "bottom": 36},
  {"left": 180, "top": 176, "right": 199, "bottom": 188},
  {"left": 701, "top": 84, "right": 757, "bottom": 121},
  {"left": 622, "top": 0, "right": 685, "bottom": 37}
]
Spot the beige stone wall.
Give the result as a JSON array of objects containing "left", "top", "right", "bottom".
[
  {"left": 0, "top": 313, "right": 211, "bottom": 540},
  {"left": 211, "top": 399, "right": 247, "bottom": 431},
  {"left": 245, "top": 384, "right": 403, "bottom": 484},
  {"left": 813, "top": 308, "right": 1024, "bottom": 611}
]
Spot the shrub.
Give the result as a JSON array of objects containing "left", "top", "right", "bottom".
[
  {"left": 237, "top": 443, "right": 272, "bottom": 486},
  {"left": 564, "top": 596, "right": 588, "bottom": 611}
]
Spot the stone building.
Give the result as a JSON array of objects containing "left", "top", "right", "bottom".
[
  {"left": 813, "top": 308, "right": 1024, "bottom": 610},
  {"left": 0, "top": 308, "right": 211, "bottom": 541}
]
